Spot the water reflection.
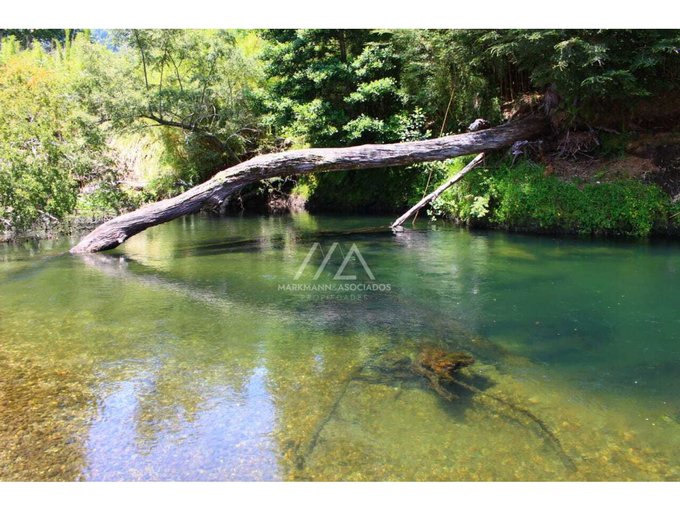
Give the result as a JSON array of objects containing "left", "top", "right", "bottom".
[{"left": 84, "top": 365, "right": 278, "bottom": 481}]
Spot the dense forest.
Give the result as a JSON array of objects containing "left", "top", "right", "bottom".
[{"left": 1, "top": 29, "right": 680, "bottom": 240}]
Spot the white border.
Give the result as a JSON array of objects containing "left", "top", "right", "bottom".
[
  {"left": 0, "top": 481, "right": 678, "bottom": 509},
  {"left": 1, "top": 0, "right": 678, "bottom": 29},
  {"left": 1, "top": 2, "right": 678, "bottom": 506}
]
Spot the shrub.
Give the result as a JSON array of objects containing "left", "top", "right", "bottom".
[{"left": 434, "top": 158, "right": 670, "bottom": 236}]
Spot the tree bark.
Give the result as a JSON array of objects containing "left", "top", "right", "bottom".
[
  {"left": 70, "top": 116, "right": 547, "bottom": 253},
  {"left": 391, "top": 153, "right": 485, "bottom": 228}
]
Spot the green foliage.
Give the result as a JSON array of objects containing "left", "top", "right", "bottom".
[
  {"left": 435, "top": 159, "right": 671, "bottom": 236},
  {"left": 304, "top": 167, "right": 425, "bottom": 213},
  {"left": 0, "top": 35, "right": 108, "bottom": 231},
  {"left": 464, "top": 30, "right": 680, "bottom": 120},
  {"left": 0, "top": 29, "right": 274, "bottom": 234},
  {"left": 394, "top": 30, "right": 504, "bottom": 134},
  {"left": 597, "top": 132, "right": 633, "bottom": 158},
  {"left": 261, "top": 30, "right": 433, "bottom": 211},
  {"left": 106, "top": 29, "right": 269, "bottom": 183},
  {"left": 1, "top": 29, "right": 679, "bottom": 237},
  {"left": 261, "top": 29, "right": 410, "bottom": 146},
  {"left": 76, "top": 181, "right": 146, "bottom": 217},
  {"left": 671, "top": 201, "right": 680, "bottom": 229},
  {"left": 0, "top": 29, "right": 76, "bottom": 47},
  {"left": 290, "top": 178, "right": 314, "bottom": 200},
  {"left": 392, "top": 29, "right": 680, "bottom": 130}
]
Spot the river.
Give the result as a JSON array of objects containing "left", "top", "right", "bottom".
[{"left": 0, "top": 213, "right": 678, "bottom": 480}]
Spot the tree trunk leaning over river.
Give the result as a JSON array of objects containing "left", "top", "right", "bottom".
[{"left": 70, "top": 116, "right": 547, "bottom": 253}]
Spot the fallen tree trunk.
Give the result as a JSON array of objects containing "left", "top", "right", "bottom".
[
  {"left": 70, "top": 116, "right": 547, "bottom": 253},
  {"left": 391, "top": 153, "right": 485, "bottom": 228}
]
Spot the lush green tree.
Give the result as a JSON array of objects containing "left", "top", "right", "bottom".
[
  {"left": 0, "top": 29, "right": 77, "bottom": 47},
  {"left": 478, "top": 30, "right": 679, "bottom": 108},
  {"left": 109, "top": 29, "right": 269, "bottom": 186},
  {"left": 0, "top": 29, "right": 272, "bottom": 233},
  {"left": 395, "top": 29, "right": 680, "bottom": 129},
  {"left": 0, "top": 34, "right": 109, "bottom": 231},
  {"left": 260, "top": 29, "right": 433, "bottom": 211},
  {"left": 260, "top": 29, "right": 411, "bottom": 147},
  {"left": 393, "top": 30, "right": 506, "bottom": 135}
]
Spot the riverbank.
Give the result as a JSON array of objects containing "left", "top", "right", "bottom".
[
  {"left": 0, "top": 215, "right": 115, "bottom": 245},
  {"left": 294, "top": 130, "right": 680, "bottom": 239},
  {"left": 3, "top": 131, "right": 680, "bottom": 245},
  {"left": 434, "top": 156, "right": 680, "bottom": 238},
  {"left": 3, "top": 180, "right": 680, "bottom": 247}
]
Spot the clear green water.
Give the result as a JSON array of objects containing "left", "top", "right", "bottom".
[{"left": 1, "top": 213, "right": 678, "bottom": 481}]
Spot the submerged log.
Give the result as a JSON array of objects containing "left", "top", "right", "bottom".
[
  {"left": 411, "top": 345, "right": 576, "bottom": 471},
  {"left": 412, "top": 346, "right": 476, "bottom": 401},
  {"left": 70, "top": 117, "right": 547, "bottom": 253}
]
